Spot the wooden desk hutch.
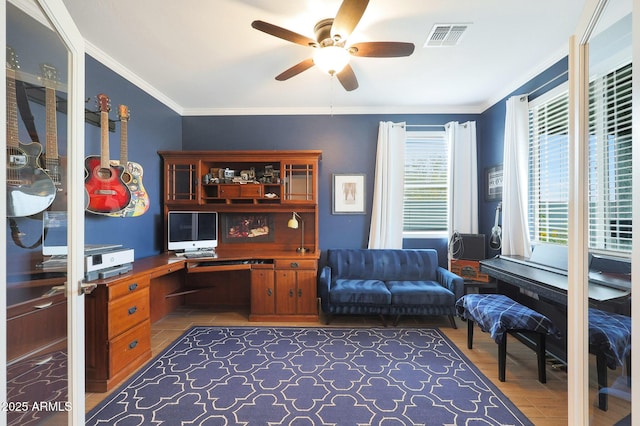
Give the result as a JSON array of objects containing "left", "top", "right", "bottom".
[{"left": 158, "top": 149, "right": 322, "bottom": 321}]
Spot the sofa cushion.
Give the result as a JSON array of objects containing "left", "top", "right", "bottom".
[
  {"left": 327, "top": 249, "right": 438, "bottom": 282},
  {"left": 330, "top": 279, "right": 392, "bottom": 305},
  {"left": 386, "top": 280, "right": 455, "bottom": 306}
]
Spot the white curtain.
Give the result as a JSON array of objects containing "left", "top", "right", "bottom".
[
  {"left": 446, "top": 121, "right": 478, "bottom": 240},
  {"left": 501, "top": 95, "right": 532, "bottom": 257},
  {"left": 368, "top": 121, "right": 406, "bottom": 249}
]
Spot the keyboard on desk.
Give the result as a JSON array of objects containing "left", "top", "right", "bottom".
[{"left": 183, "top": 251, "right": 217, "bottom": 259}]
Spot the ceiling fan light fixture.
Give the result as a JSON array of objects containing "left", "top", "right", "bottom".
[{"left": 313, "top": 46, "right": 350, "bottom": 75}]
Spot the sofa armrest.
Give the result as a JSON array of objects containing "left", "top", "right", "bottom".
[
  {"left": 437, "top": 266, "right": 464, "bottom": 301},
  {"left": 318, "top": 265, "right": 332, "bottom": 312}
]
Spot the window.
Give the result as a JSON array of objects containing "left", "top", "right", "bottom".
[
  {"left": 403, "top": 131, "right": 449, "bottom": 235},
  {"left": 588, "top": 62, "right": 633, "bottom": 252},
  {"left": 528, "top": 61, "right": 632, "bottom": 254},
  {"left": 528, "top": 87, "right": 570, "bottom": 245}
]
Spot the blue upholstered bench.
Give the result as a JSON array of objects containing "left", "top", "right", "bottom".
[
  {"left": 589, "top": 307, "right": 631, "bottom": 411},
  {"left": 456, "top": 294, "right": 559, "bottom": 383}
]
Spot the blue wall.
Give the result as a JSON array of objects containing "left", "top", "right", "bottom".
[
  {"left": 7, "top": 54, "right": 182, "bottom": 273},
  {"left": 182, "top": 113, "right": 477, "bottom": 266},
  {"left": 476, "top": 57, "right": 568, "bottom": 256},
  {"left": 83, "top": 56, "right": 182, "bottom": 258}
]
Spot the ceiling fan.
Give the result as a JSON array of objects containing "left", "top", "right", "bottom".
[{"left": 251, "top": 0, "right": 415, "bottom": 91}]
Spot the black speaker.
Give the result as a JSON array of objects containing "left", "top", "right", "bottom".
[{"left": 454, "top": 233, "right": 486, "bottom": 261}]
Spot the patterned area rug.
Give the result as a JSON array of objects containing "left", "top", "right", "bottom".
[{"left": 86, "top": 327, "right": 532, "bottom": 425}]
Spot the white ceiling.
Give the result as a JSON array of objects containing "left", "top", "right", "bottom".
[{"left": 60, "top": 0, "right": 586, "bottom": 115}]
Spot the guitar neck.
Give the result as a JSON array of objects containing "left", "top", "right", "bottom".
[
  {"left": 119, "top": 118, "right": 128, "bottom": 165},
  {"left": 100, "top": 110, "right": 110, "bottom": 169},
  {"left": 6, "top": 69, "right": 20, "bottom": 148},
  {"left": 45, "top": 86, "right": 59, "bottom": 160}
]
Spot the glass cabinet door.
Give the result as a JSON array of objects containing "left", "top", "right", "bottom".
[
  {"left": 164, "top": 159, "right": 200, "bottom": 203},
  {"left": 282, "top": 162, "right": 315, "bottom": 203}
]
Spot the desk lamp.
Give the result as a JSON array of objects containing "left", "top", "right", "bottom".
[{"left": 287, "top": 212, "right": 306, "bottom": 253}]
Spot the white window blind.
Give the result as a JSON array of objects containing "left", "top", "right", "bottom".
[
  {"left": 588, "top": 62, "right": 633, "bottom": 253},
  {"left": 527, "top": 61, "right": 633, "bottom": 254},
  {"left": 528, "top": 89, "right": 570, "bottom": 245},
  {"left": 403, "top": 131, "right": 448, "bottom": 233}
]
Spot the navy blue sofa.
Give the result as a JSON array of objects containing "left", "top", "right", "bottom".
[{"left": 318, "top": 249, "right": 464, "bottom": 327}]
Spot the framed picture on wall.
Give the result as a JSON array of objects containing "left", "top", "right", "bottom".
[
  {"left": 332, "top": 174, "right": 366, "bottom": 214},
  {"left": 485, "top": 164, "right": 503, "bottom": 201}
]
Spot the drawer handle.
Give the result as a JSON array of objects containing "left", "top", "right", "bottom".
[
  {"left": 298, "top": 289, "right": 302, "bottom": 297},
  {"left": 33, "top": 302, "right": 53, "bottom": 309},
  {"left": 129, "top": 340, "right": 138, "bottom": 350},
  {"left": 267, "top": 288, "right": 272, "bottom": 296},
  {"left": 290, "top": 262, "right": 299, "bottom": 268},
  {"left": 128, "top": 306, "right": 138, "bottom": 315},
  {"left": 289, "top": 289, "right": 294, "bottom": 297},
  {"left": 128, "top": 283, "right": 138, "bottom": 291}
]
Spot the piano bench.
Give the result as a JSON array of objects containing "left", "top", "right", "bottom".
[
  {"left": 589, "top": 307, "right": 631, "bottom": 411},
  {"left": 456, "top": 294, "right": 559, "bottom": 384}
]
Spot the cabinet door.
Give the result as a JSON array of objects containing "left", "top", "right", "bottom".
[
  {"left": 295, "top": 270, "right": 318, "bottom": 315},
  {"left": 275, "top": 270, "right": 297, "bottom": 314},
  {"left": 282, "top": 161, "right": 316, "bottom": 203},
  {"left": 251, "top": 268, "right": 275, "bottom": 314},
  {"left": 164, "top": 158, "right": 200, "bottom": 203}
]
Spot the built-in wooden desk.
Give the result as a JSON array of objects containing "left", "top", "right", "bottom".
[{"left": 84, "top": 250, "right": 319, "bottom": 392}]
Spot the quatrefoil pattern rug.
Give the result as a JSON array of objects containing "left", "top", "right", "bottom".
[{"left": 86, "top": 326, "right": 532, "bottom": 425}]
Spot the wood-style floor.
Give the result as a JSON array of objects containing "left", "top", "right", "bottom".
[{"left": 85, "top": 307, "right": 630, "bottom": 425}]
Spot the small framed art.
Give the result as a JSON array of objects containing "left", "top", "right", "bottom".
[
  {"left": 485, "top": 165, "right": 503, "bottom": 201},
  {"left": 332, "top": 174, "right": 366, "bottom": 214}
]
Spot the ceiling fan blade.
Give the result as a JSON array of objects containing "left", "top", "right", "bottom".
[
  {"left": 331, "top": 0, "right": 369, "bottom": 41},
  {"left": 251, "top": 20, "right": 316, "bottom": 47},
  {"left": 337, "top": 64, "right": 359, "bottom": 91},
  {"left": 350, "top": 42, "right": 415, "bottom": 57},
  {"left": 275, "top": 58, "right": 315, "bottom": 81}
]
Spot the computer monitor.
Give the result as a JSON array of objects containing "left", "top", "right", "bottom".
[
  {"left": 167, "top": 211, "right": 218, "bottom": 252},
  {"left": 42, "top": 210, "right": 68, "bottom": 256}
]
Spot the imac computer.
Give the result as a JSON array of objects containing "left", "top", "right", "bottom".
[{"left": 167, "top": 211, "right": 218, "bottom": 255}]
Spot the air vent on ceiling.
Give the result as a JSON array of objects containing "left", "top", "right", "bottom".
[{"left": 424, "top": 24, "right": 469, "bottom": 47}]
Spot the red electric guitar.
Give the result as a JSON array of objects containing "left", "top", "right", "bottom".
[
  {"left": 107, "top": 105, "right": 149, "bottom": 217},
  {"left": 6, "top": 46, "right": 56, "bottom": 217},
  {"left": 84, "top": 93, "right": 131, "bottom": 214}
]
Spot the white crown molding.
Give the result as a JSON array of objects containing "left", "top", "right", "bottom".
[
  {"left": 183, "top": 104, "right": 484, "bottom": 117},
  {"left": 84, "top": 40, "right": 185, "bottom": 115},
  {"left": 480, "top": 45, "right": 569, "bottom": 112}
]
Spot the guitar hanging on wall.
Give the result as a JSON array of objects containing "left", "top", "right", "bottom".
[
  {"left": 6, "top": 46, "right": 56, "bottom": 217},
  {"left": 107, "top": 105, "right": 149, "bottom": 217},
  {"left": 41, "top": 63, "right": 68, "bottom": 211},
  {"left": 84, "top": 93, "right": 131, "bottom": 214},
  {"left": 489, "top": 202, "right": 502, "bottom": 250}
]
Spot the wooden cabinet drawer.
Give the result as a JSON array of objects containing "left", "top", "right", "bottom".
[
  {"left": 108, "top": 288, "right": 150, "bottom": 339},
  {"left": 109, "top": 320, "right": 151, "bottom": 375},
  {"left": 7, "top": 295, "right": 66, "bottom": 361},
  {"left": 150, "top": 262, "right": 184, "bottom": 279},
  {"left": 219, "top": 184, "right": 263, "bottom": 198},
  {"left": 108, "top": 275, "right": 150, "bottom": 301},
  {"left": 274, "top": 259, "right": 317, "bottom": 270}
]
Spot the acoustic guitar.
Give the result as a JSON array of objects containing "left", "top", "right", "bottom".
[
  {"left": 489, "top": 202, "right": 502, "bottom": 250},
  {"left": 41, "top": 63, "right": 68, "bottom": 211},
  {"left": 84, "top": 93, "right": 131, "bottom": 214},
  {"left": 107, "top": 105, "right": 150, "bottom": 217},
  {"left": 6, "top": 46, "right": 56, "bottom": 217}
]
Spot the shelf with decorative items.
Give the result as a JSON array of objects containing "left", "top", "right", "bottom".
[{"left": 158, "top": 150, "right": 321, "bottom": 254}]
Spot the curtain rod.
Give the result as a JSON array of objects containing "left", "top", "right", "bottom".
[
  {"left": 404, "top": 124, "right": 446, "bottom": 128},
  {"left": 523, "top": 70, "right": 569, "bottom": 100}
]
